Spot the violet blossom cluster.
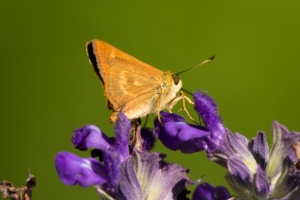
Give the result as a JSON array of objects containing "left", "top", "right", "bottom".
[{"left": 55, "top": 91, "right": 300, "bottom": 199}]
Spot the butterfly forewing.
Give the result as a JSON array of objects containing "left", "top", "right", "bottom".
[
  {"left": 107, "top": 62, "right": 161, "bottom": 108},
  {"left": 87, "top": 40, "right": 165, "bottom": 120}
]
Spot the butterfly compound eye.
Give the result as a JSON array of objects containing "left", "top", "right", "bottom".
[{"left": 172, "top": 74, "right": 180, "bottom": 85}]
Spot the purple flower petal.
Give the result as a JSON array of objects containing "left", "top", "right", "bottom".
[
  {"left": 267, "top": 121, "right": 291, "bottom": 178},
  {"left": 72, "top": 125, "right": 112, "bottom": 150},
  {"left": 209, "top": 130, "right": 257, "bottom": 170},
  {"left": 113, "top": 111, "right": 131, "bottom": 161},
  {"left": 272, "top": 157, "right": 300, "bottom": 199},
  {"left": 102, "top": 147, "right": 122, "bottom": 189},
  {"left": 248, "top": 131, "right": 269, "bottom": 171},
  {"left": 226, "top": 132, "right": 252, "bottom": 157},
  {"left": 192, "top": 182, "right": 231, "bottom": 200},
  {"left": 155, "top": 112, "right": 210, "bottom": 153},
  {"left": 227, "top": 154, "right": 253, "bottom": 189},
  {"left": 55, "top": 152, "right": 106, "bottom": 187},
  {"left": 194, "top": 91, "right": 225, "bottom": 148},
  {"left": 158, "top": 111, "right": 186, "bottom": 123},
  {"left": 253, "top": 166, "right": 270, "bottom": 199},
  {"left": 104, "top": 151, "right": 143, "bottom": 200},
  {"left": 140, "top": 127, "right": 156, "bottom": 151},
  {"left": 132, "top": 150, "right": 192, "bottom": 199},
  {"left": 214, "top": 185, "right": 232, "bottom": 200},
  {"left": 235, "top": 132, "right": 249, "bottom": 147},
  {"left": 99, "top": 149, "right": 193, "bottom": 200}
]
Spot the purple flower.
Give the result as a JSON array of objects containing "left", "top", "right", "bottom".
[
  {"left": 55, "top": 111, "right": 193, "bottom": 199},
  {"left": 98, "top": 150, "right": 193, "bottom": 200},
  {"left": 192, "top": 182, "right": 231, "bottom": 200},
  {"left": 208, "top": 122, "right": 300, "bottom": 199},
  {"left": 55, "top": 152, "right": 107, "bottom": 187},
  {"left": 155, "top": 91, "right": 226, "bottom": 154},
  {"left": 156, "top": 90, "right": 300, "bottom": 199},
  {"left": 72, "top": 125, "right": 112, "bottom": 151}
]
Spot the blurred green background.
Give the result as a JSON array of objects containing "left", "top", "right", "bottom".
[{"left": 1, "top": 1, "right": 300, "bottom": 199}]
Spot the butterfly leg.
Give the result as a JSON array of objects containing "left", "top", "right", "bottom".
[
  {"left": 142, "top": 115, "right": 149, "bottom": 128},
  {"left": 166, "top": 92, "right": 184, "bottom": 116},
  {"left": 179, "top": 92, "right": 199, "bottom": 125},
  {"left": 156, "top": 94, "right": 164, "bottom": 126}
]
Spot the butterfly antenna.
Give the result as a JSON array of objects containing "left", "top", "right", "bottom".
[
  {"left": 181, "top": 88, "right": 193, "bottom": 96},
  {"left": 175, "top": 55, "right": 215, "bottom": 75}
]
